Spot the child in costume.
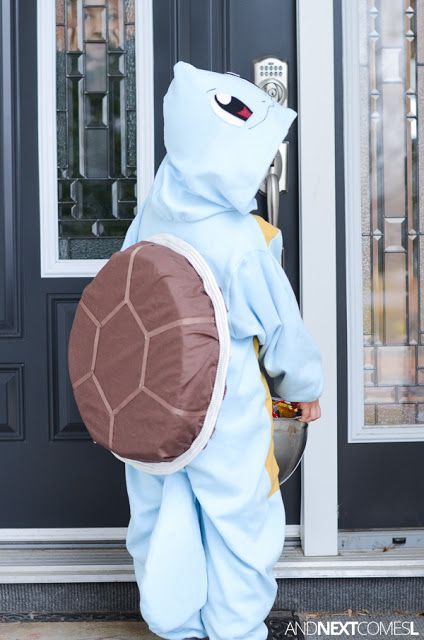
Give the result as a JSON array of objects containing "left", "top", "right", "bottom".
[{"left": 121, "top": 62, "right": 324, "bottom": 640}]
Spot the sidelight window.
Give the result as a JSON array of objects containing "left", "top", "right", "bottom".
[
  {"left": 344, "top": 0, "right": 424, "bottom": 440},
  {"left": 38, "top": 0, "right": 153, "bottom": 276}
]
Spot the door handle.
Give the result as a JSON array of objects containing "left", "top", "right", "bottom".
[
  {"left": 258, "top": 143, "right": 288, "bottom": 227},
  {"left": 253, "top": 56, "right": 289, "bottom": 226}
]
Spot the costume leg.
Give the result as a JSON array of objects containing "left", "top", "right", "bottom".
[
  {"left": 185, "top": 363, "right": 286, "bottom": 640},
  {"left": 194, "top": 485, "right": 285, "bottom": 640},
  {"left": 125, "top": 463, "right": 208, "bottom": 639}
]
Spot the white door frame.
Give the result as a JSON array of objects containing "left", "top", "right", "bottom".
[
  {"left": 297, "top": 0, "right": 339, "bottom": 556},
  {"left": 29, "top": 0, "right": 339, "bottom": 560}
]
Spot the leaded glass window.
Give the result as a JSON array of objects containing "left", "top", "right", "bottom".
[
  {"left": 359, "top": 0, "right": 424, "bottom": 426},
  {"left": 56, "top": 0, "right": 137, "bottom": 259}
]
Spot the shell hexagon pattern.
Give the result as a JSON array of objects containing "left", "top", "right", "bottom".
[{"left": 68, "top": 240, "right": 221, "bottom": 463}]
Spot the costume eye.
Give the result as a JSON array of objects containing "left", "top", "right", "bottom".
[{"left": 210, "top": 92, "right": 253, "bottom": 127}]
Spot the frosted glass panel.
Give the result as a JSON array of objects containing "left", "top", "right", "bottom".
[{"left": 360, "top": 0, "right": 424, "bottom": 426}]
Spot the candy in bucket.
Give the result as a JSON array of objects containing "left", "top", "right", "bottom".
[{"left": 272, "top": 398, "right": 302, "bottom": 419}]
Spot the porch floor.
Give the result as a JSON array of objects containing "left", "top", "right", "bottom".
[{"left": 1, "top": 613, "right": 423, "bottom": 640}]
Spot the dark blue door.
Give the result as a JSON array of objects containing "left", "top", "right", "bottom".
[{"left": 0, "top": 0, "right": 299, "bottom": 527}]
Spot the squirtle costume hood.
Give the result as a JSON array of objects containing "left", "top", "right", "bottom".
[
  {"left": 107, "top": 63, "right": 324, "bottom": 640},
  {"left": 144, "top": 60, "right": 297, "bottom": 222}
]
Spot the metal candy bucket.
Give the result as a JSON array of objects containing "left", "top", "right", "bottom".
[{"left": 272, "top": 398, "right": 309, "bottom": 485}]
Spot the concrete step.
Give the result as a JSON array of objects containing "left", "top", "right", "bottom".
[{"left": 1, "top": 546, "right": 424, "bottom": 583}]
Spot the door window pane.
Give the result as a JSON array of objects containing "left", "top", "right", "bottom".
[
  {"left": 360, "top": 0, "right": 424, "bottom": 426},
  {"left": 56, "top": 0, "right": 137, "bottom": 259}
]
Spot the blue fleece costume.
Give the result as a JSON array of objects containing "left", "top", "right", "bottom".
[{"left": 121, "top": 62, "right": 324, "bottom": 640}]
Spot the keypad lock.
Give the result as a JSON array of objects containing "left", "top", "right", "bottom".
[
  {"left": 253, "top": 56, "right": 290, "bottom": 227},
  {"left": 253, "top": 56, "right": 288, "bottom": 107}
]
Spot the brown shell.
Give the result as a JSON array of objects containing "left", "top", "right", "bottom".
[{"left": 68, "top": 240, "right": 220, "bottom": 462}]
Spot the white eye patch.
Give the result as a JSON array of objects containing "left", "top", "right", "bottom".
[
  {"left": 216, "top": 92, "right": 231, "bottom": 105},
  {"left": 210, "top": 92, "right": 253, "bottom": 127}
]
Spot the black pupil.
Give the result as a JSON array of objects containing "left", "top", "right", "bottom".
[{"left": 215, "top": 95, "right": 252, "bottom": 120}]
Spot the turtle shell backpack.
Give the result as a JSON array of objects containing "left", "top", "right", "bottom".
[{"left": 67, "top": 233, "right": 230, "bottom": 474}]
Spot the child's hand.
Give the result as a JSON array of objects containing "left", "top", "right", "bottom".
[{"left": 297, "top": 400, "right": 321, "bottom": 422}]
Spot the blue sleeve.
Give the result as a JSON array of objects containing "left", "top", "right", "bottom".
[{"left": 225, "top": 248, "right": 324, "bottom": 402}]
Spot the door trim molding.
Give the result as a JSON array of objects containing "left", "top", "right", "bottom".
[
  {"left": 296, "top": 0, "right": 338, "bottom": 556},
  {"left": 0, "top": 528, "right": 128, "bottom": 543},
  {"left": 0, "top": 0, "right": 22, "bottom": 337},
  {"left": 0, "top": 525, "right": 300, "bottom": 544},
  {"left": 342, "top": 0, "right": 424, "bottom": 443},
  {"left": 37, "top": 0, "right": 155, "bottom": 278}
]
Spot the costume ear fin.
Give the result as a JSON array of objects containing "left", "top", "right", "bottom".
[{"left": 173, "top": 60, "right": 196, "bottom": 78}]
